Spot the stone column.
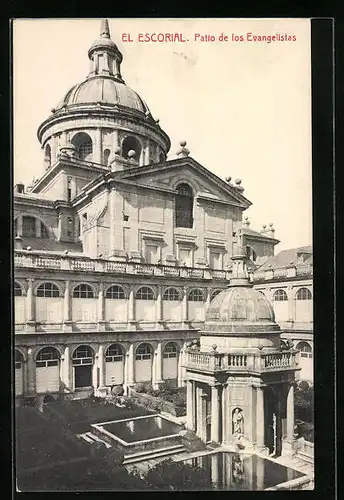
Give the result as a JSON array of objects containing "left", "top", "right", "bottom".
[
  {"left": 156, "top": 285, "right": 163, "bottom": 322},
  {"left": 92, "top": 355, "right": 98, "bottom": 389},
  {"left": 200, "top": 393, "right": 208, "bottom": 442},
  {"left": 256, "top": 385, "right": 265, "bottom": 447},
  {"left": 94, "top": 128, "right": 102, "bottom": 164},
  {"left": 26, "top": 347, "right": 36, "bottom": 396},
  {"left": 196, "top": 385, "right": 202, "bottom": 437},
  {"left": 211, "top": 385, "right": 220, "bottom": 443},
  {"left": 286, "top": 383, "right": 295, "bottom": 441},
  {"left": 177, "top": 348, "right": 183, "bottom": 387},
  {"left": 222, "top": 385, "right": 228, "bottom": 443},
  {"left": 186, "top": 380, "right": 194, "bottom": 430},
  {"left": 26, "top": 279, "right": 35, "bottom": 322},
  {"left": 287, "top": 285, "right": 294, "bottom": 321},
  {"left": 98, "top": 344, "right": 105, "bottom": 388},
  {"left": 63, "top": 281, "right": 71, "bottom": 321},
  {"left": 61, "top": 345, "right": 70, "bottom": 391},
  {"left": 182, "top": 286, "right": 188, "bottom": 322},
  {"left": 98, "top": 284, "right": 105, "bottom": 322},
  {"left": 128, "top": 288, "right": 135, "bottom": 322},
  {"left": 144, "top": 138, "right": 150, "bottom": 165},
  {"left": 126, "top": 343, "right": 135, "bottom": 387},
  {"left": 153, "top": 342, "right": 163, "bottom": 388}
]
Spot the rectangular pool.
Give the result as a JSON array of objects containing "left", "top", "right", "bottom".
[
  {"left": 182, "top": 452, "right": 306, "bottom": 491},
  {"left": 98, "top": 415, "right": 183, "bottom": 443}
]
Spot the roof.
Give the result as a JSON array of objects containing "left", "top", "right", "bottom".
[
  {"left": 20, "top": 237, "right": 83, "bottom": 253},
  {"left": 242, "top": 227, "right": 279, "bottom": 242},
  {"left": 56, "top": 76, "right": 150, "bottom": 113},
  {"left": 257, "top": 245, "right": 312, "bottom": 271}
]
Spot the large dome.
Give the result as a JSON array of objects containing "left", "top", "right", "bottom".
[
  {"left": 205, "top": 286, "right": 279, "bottom": 334},
  {"left": 56, "top": 76, "right": 150, "bottom": 114}
]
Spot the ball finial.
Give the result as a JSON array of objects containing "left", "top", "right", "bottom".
[
  {"left": 225, "top": 176, "right": 232, "bottom": 183},
  {"left": 180, "top": 140, "right": 187, "bottom": 147},
  {"left": 262, "top": 224, "right": 267, "bottom": 229},
  {"left": 235, "top": 178, "right": 242, "bottom": 185},
  {"left": 212, "top": 344, "right": 217, "bottom": 351},
  {"left": 269, "top": 222, "right": 273, "bottom": 227},
  {"left": 114, "top": 147, "right": 121, "bottom": 155},
  {"left": 128, "top": 150, "right": 136, "bottom": 158}
]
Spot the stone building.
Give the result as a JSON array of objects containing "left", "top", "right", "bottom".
[
  {"left": 183, "top": 249, "right": 299, "bottom": 456},
  {"left": 14, "top": 20, "right": 283, "bottom": 401},
  {"left": 252, "top": 246, "right": 313, "bottom": 383}
]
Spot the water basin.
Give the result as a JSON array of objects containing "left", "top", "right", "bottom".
[{"left": 181, "top": 452, "right": 307, "bottom": 491}]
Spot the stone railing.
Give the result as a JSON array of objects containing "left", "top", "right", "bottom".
[
  {"left": 14, "top": 250, "right": 231, "bottom": 281},
  {"left": 253, "top": 264, "right": 313, "bottom": 282},
  {"left": 184, "top": 349, "right": 298, "bottom": 373}
]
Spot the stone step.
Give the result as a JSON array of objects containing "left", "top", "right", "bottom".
[
  {"left": 78, "top": 432, "right": 112, "bottom": 448},
  {"left": 123, "top": 444, "right": 186, "bottom": 465}
]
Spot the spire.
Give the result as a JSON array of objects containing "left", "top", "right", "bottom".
[
  {"left": 87, "top": 19, "right": 124, "bottom": 83},
  {"left": 100, "top": 19, "right": 110, "bottom": 38}
]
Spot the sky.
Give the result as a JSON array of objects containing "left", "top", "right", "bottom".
[{"left": 13, "top": 18, "right": 312, "bottom": 251}]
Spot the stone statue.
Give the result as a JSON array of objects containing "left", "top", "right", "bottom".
[{"left": 232, "top": 408, "right": 244, "bottom": 437}]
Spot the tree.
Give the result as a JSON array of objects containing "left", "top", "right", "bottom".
[{"left": 141, "top": 458, "right": 214, "bottom": 491}]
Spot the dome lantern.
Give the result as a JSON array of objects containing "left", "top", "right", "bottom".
[{"left": 87, "top": 19, "right": 124, "bottom": 83}]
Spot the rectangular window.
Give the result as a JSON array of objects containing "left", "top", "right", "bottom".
[
  {"left": 179, "top": 248, "right": 192, "bottom": 267},
  {"left": 209, "top": 251, "right": 222, "bottom": 270},
  {"left": 145, "top": 244, "right": 158, "bottom": 264}
]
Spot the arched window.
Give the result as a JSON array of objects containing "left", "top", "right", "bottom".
[
  {"left": 159, "top": 153, "right": 165, "bottom": 163},
  {"left": 72, "top": 132, "right": 93, "bottom": 161},
  {"left": 36, "top": 283, "right": 60, "bottom": 298},
  {"left": 73, "top": 284, "right": 94, "bottom": 298},
  {"left": 44, "top": 144, "right": 51, "bottom": 169},
  {"left": 175, "top": 183, "right": 193, "bottom": 228},
  {"left": 163, "top": 287, "right": 180, "bottom": 301},
  {"left": 122, "top": 136, "right": 141, "bottom": 161},
  {"left": 297, "top": 342, "right": 313, "bottom": 358},
  {"left": 15, "top": 349, "right": 24, "bottom": 368},
  {"left": 246, "top": 245, "right": 257, "bottom": 262},
  {"left": 106, "top": 285, "right": 125, "bottom": 299},
  {"left": 163, "top": 342, "right": 177, "bottom": 359},
  {"left": 135, "top": 286, "right": 155, "bottom": 300},
  {"left": 135, "top": 343, "right": 152, "bottom": 360},
  {"left": 105, "top": 344, "right": 123, "bottom": 362},
  {"left": 22, "top": 216, "right": 36, "bottom": 237},
  {"left": 296, "top": 288, "right": 312, "bottom": 300},
  {"left": 72, "top": 345, "right": 94, "bottom": 364},
  {"left": 188, "top": 289, "right": 204, "bottom": 302},
  {"left": 103, "top": 149, "right": 111, "bottom": 166},
  {"left": 273, "top": 289, "right": 288, "bottom": 301},
  {"left": 14, "top": 282, "right": 23, "bottom": 296},
  {"left": 211, "top": 289, "right": 222, "bottom": 301},
  {"left": 36, "top": 347, "right": 60, "bottom": 367}
]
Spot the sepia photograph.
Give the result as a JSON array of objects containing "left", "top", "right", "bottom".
[{"left": 13, "top": 18, "right": 314, "bottom": 491}]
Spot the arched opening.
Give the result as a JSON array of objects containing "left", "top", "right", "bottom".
[
  {"left": 14, "top": 282, "right": 25, "bottom": 324},
  {"left": 72, "top": 284, "right": 97, "bottom": 322},
  {"left": 103, "top": 149, "right": 111, "bottom": 166},
  {"left": 122, "top": 136, "right": 141, "bottom": 162},
  {"left": 22, "top": 216, "right": 36, "bottom": 237},
  {"left": 44, "top": 144, "right": 51, "bottom": 169},
  {"left": 15, "top": 350, "right": 24, "bottom": 396},
  {"left": 105, "top": 344, "right": 124, "bottom": 386},
  {"left": 14, "top": 282, "right": 22, "bottom": 297},
  {"left": 162, "top": 342, "right": 178, "bottom": 384},
  {"left": 135, "top": 343, "right": 153, "bottom": 383},
  {"left": 36, "top": 282, "right": 62, "bottom": 323},
  {"left": 210, "top": 289, "right": 223, "bottom": 302},
  {"left": 36, "top": 347, "right": 61, "bottom": 394},
  {"left": 71, "top": 132, "right": 93, "bottom": 161},
  {"left": 162, "top": 287, "right": 182, "bottom": 321},
  {"left": 188, "top": 288, "right": 205, "bottom": 321},
  {"left": 272, "top": 289, "right": 288, "bottom": 323},
  {"left": 295, "top": 288, "right": 313, "bottom": 323},
  {"left": 105, "top": 285, "right": 127, "bottom": 322},
  {"left": 135, "top": 286, "right": 155, "bottom": 322},
  {"left": 296, "top": 342, "right": 313, "bottom": 382},
  {"left": 159, "top": 152, "right": 165, "bottom": 163},
  {"left": 72, "top": 345, "right": 94, "bottom": 389},
  {"left": 175, "top": 183, "right": 193, "bottom": 228}
]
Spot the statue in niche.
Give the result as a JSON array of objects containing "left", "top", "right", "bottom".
[{"left": 232, "top": 408, "right": 244, "bottom": 437}]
